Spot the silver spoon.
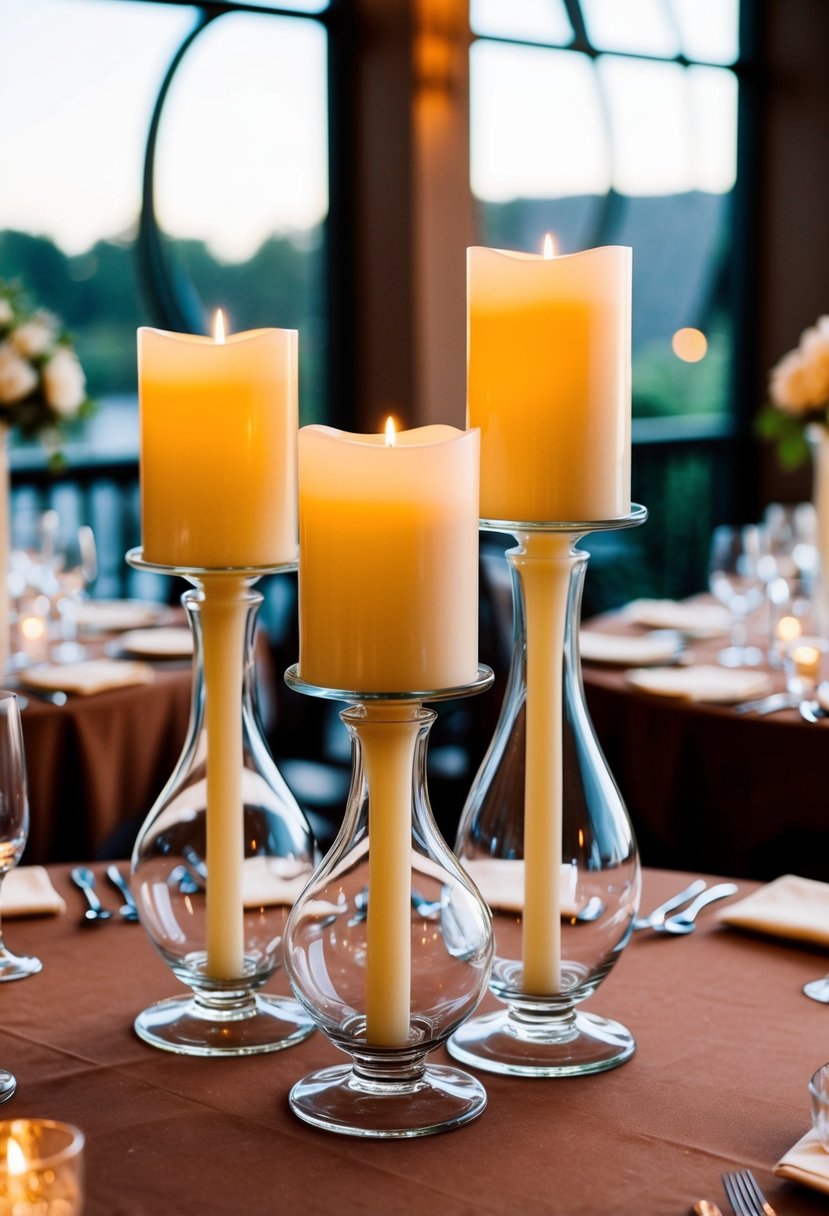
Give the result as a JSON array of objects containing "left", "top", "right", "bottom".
[
  {"left": 105, "top": 865, "right": 139, "bottom": 922},
  {"left": 653, "top": 883, "right": 739, "bottom": 935},
  {"left": 799, "top": 699, "right": 828, "bottom": 723},
  {"left": 632, "top": 878, "right": 707, "bottom": 931},
  {"left": 70, "top": 867, "right": 113, "bottom": 924}
]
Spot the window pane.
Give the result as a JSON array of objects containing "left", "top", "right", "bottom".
[
  {"left": 470, "top": 0, "right": 572, "bottom": 43},
  {"left": 673, "top": 0, "right": 739, "bottom": 65},
  {"left": 0, "top": 0, "right": 329, "bottom": 426},
  {"left": 581, "top": 0, "right": 680, "bottom": 57},
  {"left": 471, "top": 43, "right": 610, "bottom": 207}
]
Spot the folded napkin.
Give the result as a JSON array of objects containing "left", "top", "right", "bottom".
[
  {"left": 626, "top": 664, "right": 771, "bottom": 705},
  {"left": 580, "top": 629, "right": 682, "bottom": 667},
  {"left": 463, "top": 859, "right": 580, "bottom": 917},
  {"left": 775, "top": 1128, "right": 829, "bottom": 1194},
  {"left": 718, "top": 874, "right": 829, "bottom": 945},
  {"left": 624, "top": 598, "right": 731, "bottom": 638},
  {"left": 242, "top": 856, "right": 312, "bottom": 908},
  {"left": 1, "top": 866, "right": 65, "bottom": 917},
  {"left": 19, "top": 660, "right": 155, "bottom": 697},
  {"left": 74, "top": 599, "right": 166, "bottom": 633},
  {"left": 117, "top": 628, "right": 193, "bottom": 659}
]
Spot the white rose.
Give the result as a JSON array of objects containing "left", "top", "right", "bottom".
[
  {"left": 0, "top": 299, "right": 12, "bottom": 327},
  {"left": 0, "top": 341, "right": 38, "bottom": 404},
  {"left": 42, "top": 346, "right": 85, "bottom": 417},
  {"left": 10, "top": 311, "right": 56, "bottom": 358}
]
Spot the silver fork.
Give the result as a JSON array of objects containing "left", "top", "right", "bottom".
[{"left": 722, "top": 1169, "right": 777, "bottom": 1216}]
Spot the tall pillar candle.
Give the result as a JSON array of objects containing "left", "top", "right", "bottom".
[
  {"left": 298, "top": 422, "right": 480, "bottom": 1044},
  {"left": 467, "top": 244, "right": 631, "bottom": 523},
  {"left": 138, "top": 325, "right": 298, "bottom": 568},
  {"left": 138, "top": 322, "right": 299, "bottom": 979}
]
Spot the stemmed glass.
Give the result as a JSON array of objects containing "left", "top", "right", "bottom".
[
  {"left": 48, "top": 522, "right": 98, "bottom": 664},
  {"left": 0, "top": 692, "right": 41, "bottom": 985},
  {"left": 708, "top": 525, "right": 765, "bottom": 667}
]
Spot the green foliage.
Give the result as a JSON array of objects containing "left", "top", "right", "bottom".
[{"left": 755, "top": 402, "right": 816, "bottom": 470}]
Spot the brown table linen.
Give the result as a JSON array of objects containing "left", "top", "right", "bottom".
[
  {"left": 17, "top": 663, "right": 192, "bottom": 863},
  {"left": 3, "top": 866, "right": 828, "bottom": 1216},
  {"left": 581, "top": 606, "right": 827, "bottom": 882}
]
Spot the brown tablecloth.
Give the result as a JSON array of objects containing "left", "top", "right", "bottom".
[
  {"left": 16, "top": 662, "right": 192, "bottom": 863},
  {"left": 581, "top": 606, "right": 829, "bottom": 882},
  {"left": 3, "top": 866, "right": 829, "bottom": 1216}
]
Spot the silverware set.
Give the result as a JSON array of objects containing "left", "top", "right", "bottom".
[
  {"left": 70, "top": 866, "right": 138, "bottom": 924},
  {"left": 695, "top": 1168, "right": 778, "bottom": 1216},
  {"left": 633, "top": 880, "right": 738, "bottom": 935}
]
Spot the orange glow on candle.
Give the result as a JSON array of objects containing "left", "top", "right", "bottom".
[{"left": 213, "top": 309, "right": 226, "bottom": 345}]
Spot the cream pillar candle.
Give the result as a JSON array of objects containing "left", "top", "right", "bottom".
[
  {"left": 138, "top": 324, "right": 298, "bottom": 569},
  {"left": 467, "top": 244, "right": 631, "bottom": 523},
  {"left": 297, "top": 423, "right": 479, "bottom": 691},
  {"left": 298, "top": 421, "right": 480, "bottom": 1046}
]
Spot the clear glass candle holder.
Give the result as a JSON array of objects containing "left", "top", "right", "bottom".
[
  {"left": 282, "top": 669, "right": 494, "bottom": 1139},
  {"left": 448, "top": 511, "right": 646, "bottom": 1078},
  {"left": 0, "top": 1119, "right": 84, "bottom": 1215},
  {"left": 126, "top": 551, "right": 317, "bottom": 1057},
  {"left": 810, "top": 1063, "right": 829, "bottom": 1150}
]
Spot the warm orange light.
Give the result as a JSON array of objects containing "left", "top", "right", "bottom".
[
  {"left": 543, "top": 233, "right": 556, "bottom": 260},
  {"left": 776, "top": 615, "right": 802, "bottom": 644},
  {"left": 672, "top": 327, "right": 707, "bottom": 363},
  {"left": 20, "top": 616, "right": 46, "bottom": 642},
  {"left": 6, "top": 1136, "right": 26, "bottom": 1176},
  {"left": 384, "top": 417, "right": 397, "bottom": 447},
  {"left": 213, "top": 309, "right": 226, "bottom": 345}
]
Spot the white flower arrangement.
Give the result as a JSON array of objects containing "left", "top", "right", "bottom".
[
  {"left": 760, "top": 315, "right": 829, "bottom": 468},
  {"left": 0, "top": 280, "right": 92, "bottom": 449}
]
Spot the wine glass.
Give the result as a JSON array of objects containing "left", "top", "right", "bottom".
[
  {"left": 47, "top": 521, "right": 98, "bottom": 664},
  {"left": 0, "top": 692, "right": 42, "bottom": 984},
  {"left": 708, "top": 525, "right": 765, "bottom": 667}
]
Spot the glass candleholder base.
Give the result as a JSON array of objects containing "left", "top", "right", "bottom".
[
  {"left": 449, "top": 510, "right": 646, "bottom": 1078},
  {"left": 126, "top": 550, "right": 316, "bottom": 1058},
  {"left": 282, "top": 668, "right": 494, "bottom": 1138}
]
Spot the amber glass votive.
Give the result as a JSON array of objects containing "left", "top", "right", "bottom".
[{"left": 0, "top": 1119, "right": 84, "bottom": 1214}]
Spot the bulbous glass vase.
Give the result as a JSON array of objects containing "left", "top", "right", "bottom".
[
  {"left": 448, "top": 514, "right": 645, "bottom": 1077},
  {"left": 130, "top": 572, "right": 316, "bottom": 1057},
  {"left": 282, "top": 687, "right": 494, "bottom": 1138}
]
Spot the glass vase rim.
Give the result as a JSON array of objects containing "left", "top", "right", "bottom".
[
  {"left": 125, "top": 546, "right": 298, "bottom": 579},
  {"left": 478, "top": 504, "right": 648, "bottom": 535},
  {"left": 283, "top": 663, "right": 494, "bottom": 704},
  {"left": 0, "top": 1118, "right": 85, "bottom": 1171}
]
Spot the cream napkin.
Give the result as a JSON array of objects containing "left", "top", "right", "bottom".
[
  {"left": 242, "top": 856, "right": 312, "bottom": 908},
  {"left": 717, "top": 874, "right": 829, "bottom": 945},
  {"left": 117, "top": 628, "right": 193, "bottom": 659},
  {"left": 74, "top": 599, "right": 166, "bottom": 632},
  {"left": 580, "top": 630, "right": 681, "bottom": 667},
  {"left": 1, "top": 867, "right": 65, "bottom": 917},
  {"left": 626, "top": 664, "right": 771, "bottom": 705},
  {"left": 19, "top": 660, "right": 155, "bottom": 697},
  {"left": 462, "top": 859, "right": 580, "bottom": 917},
  {"left": 775, "top": 1128, "right": 829, "bottom": 1194},
  {"left": 624, "top": 598, "right": 731, "bottom": 638}
]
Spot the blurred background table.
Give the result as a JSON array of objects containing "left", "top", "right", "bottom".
[{"left": 582, "top": 602, "right": 828, "bottom": 882}]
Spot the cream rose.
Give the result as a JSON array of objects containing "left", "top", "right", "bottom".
[
  {"left": 0, "top": 341, "right": 38, "bottom": 404},
  {"left": 42, "top": 347, "right": 85, "bottom": 417},
  {"left": 0, "top": 299, "right": 12, "bottom": 327},
  {"left": 10, "top": 311, "right": 56, "bottom": 358}
]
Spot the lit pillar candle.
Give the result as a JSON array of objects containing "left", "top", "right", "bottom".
[
  {"left": 298, "top": 421, "right": 480, "bottom": 1044},
  {"left": 138, "top": 316, "right": 299, "bottom": 979},
  {"left": 138, "top": 319, "right": 298, "bottom": 568},
  {"left": 467, "top": 241, "right": 631, "bottom": 522},
  {"left": 297, "top": 423, "right": 479, "bottom": 691}
]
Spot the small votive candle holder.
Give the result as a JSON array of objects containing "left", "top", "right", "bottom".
[
  {"left": 785, "top": 635, "right": 829, "bottom": 698},
  {"left": 0, "top": 1119, "right": 84, "bottom": 1215}
]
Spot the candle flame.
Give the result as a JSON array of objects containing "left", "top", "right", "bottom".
[
  {"left": 384, "top": 417, "right": 397, "bottom": 447},
  {"left": 777, "top": 615, "right": 801, "bottom": 643},
  {"left": 213, "top": 310, "right": 226, "bottom": 345},
  {"left": 543, "top": 233, "right": 556, "bottom": 259},
  {"left": 7, "top": 1136, "right": 26, "bottom": 1176}
]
